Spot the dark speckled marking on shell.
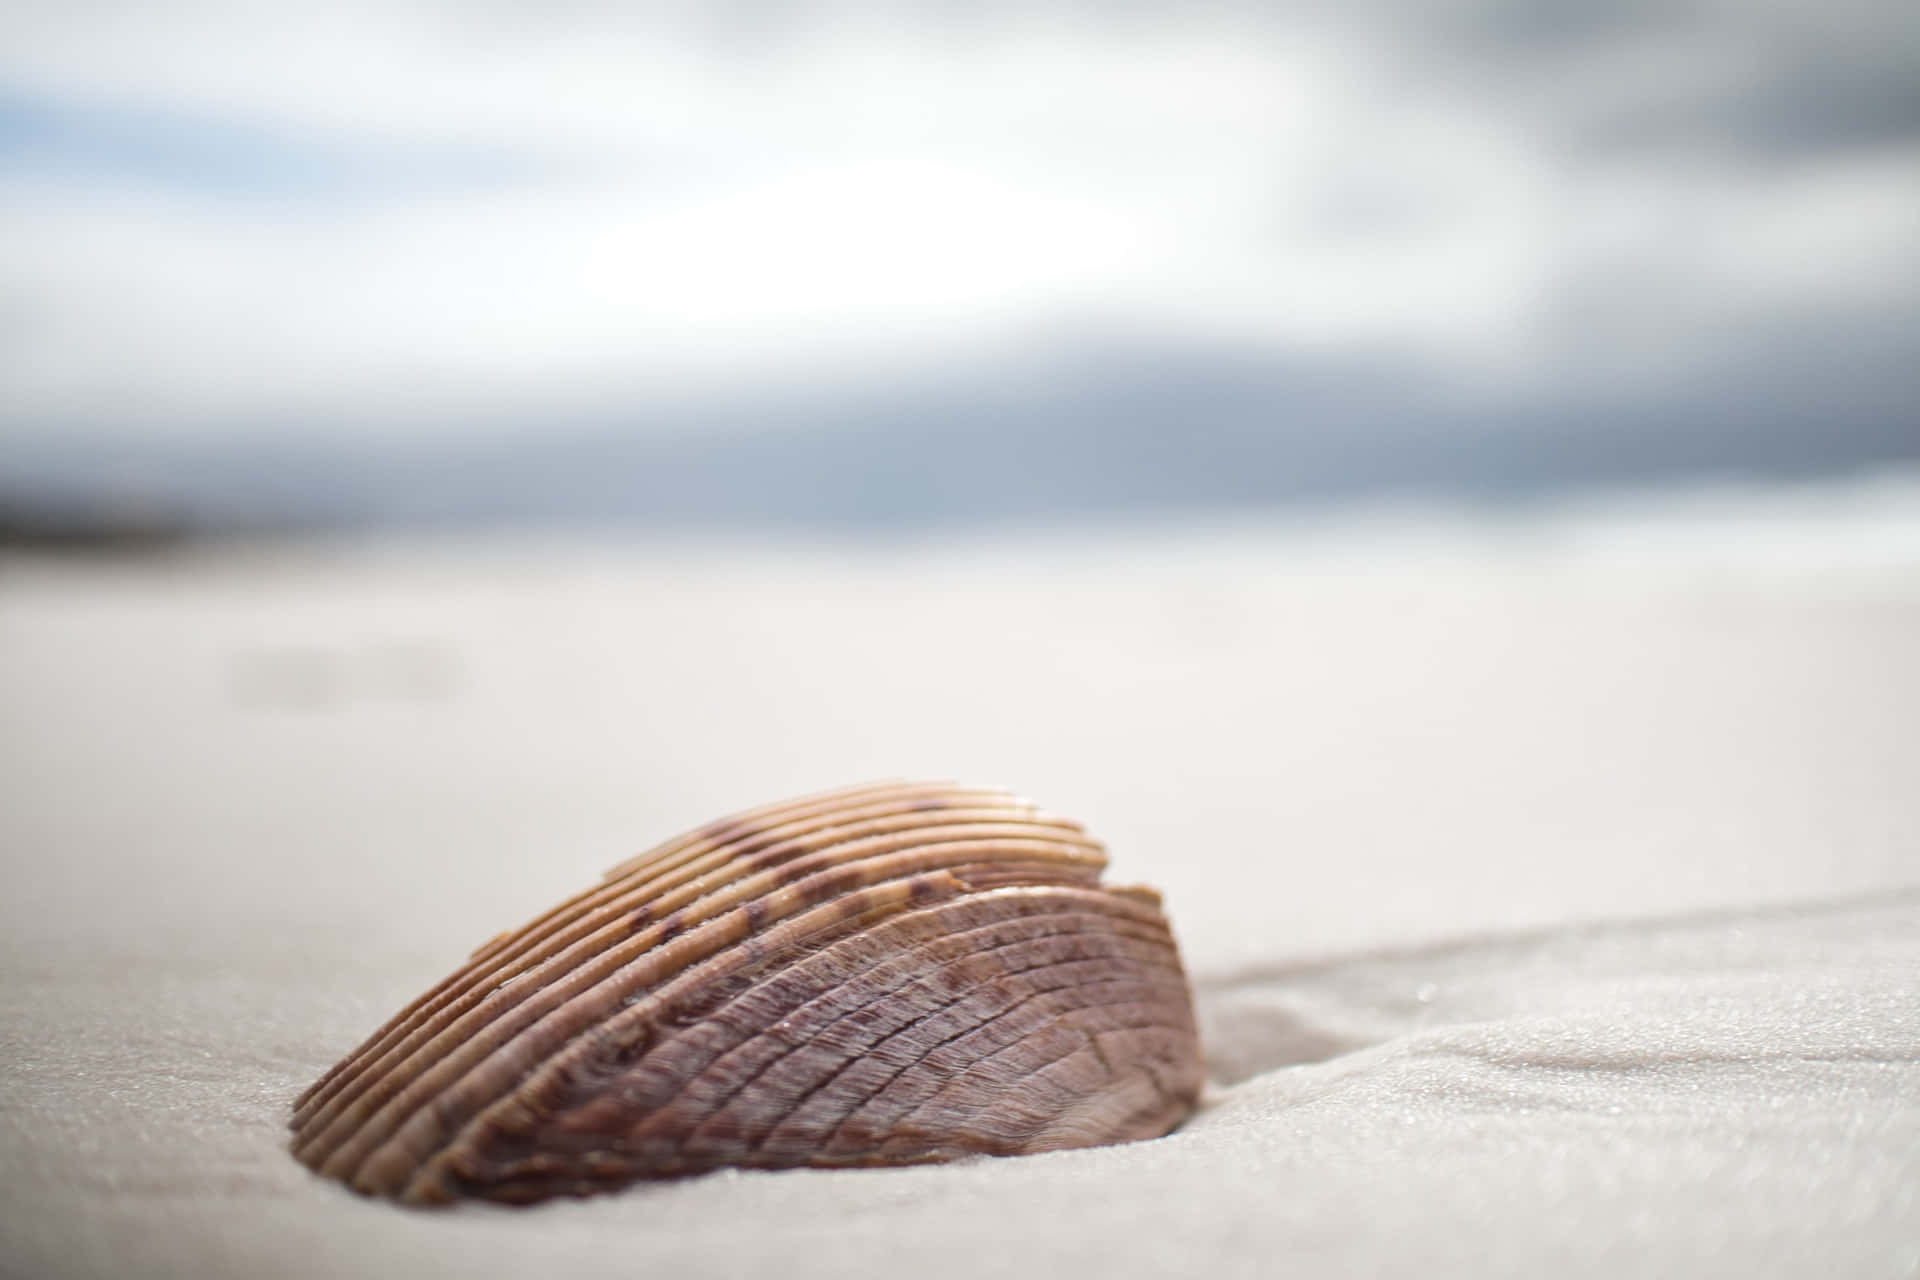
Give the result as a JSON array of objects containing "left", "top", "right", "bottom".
[{"left": 289, "top": 780, "right": 1205, "bottom": 1206}]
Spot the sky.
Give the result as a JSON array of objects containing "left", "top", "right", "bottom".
[{"left": 2, "top": 1, "right": 1918, "bottom": 524}]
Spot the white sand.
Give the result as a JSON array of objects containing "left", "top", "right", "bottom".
[{"left": 3, "top": 489, "right": 1918, "bottom": 1277}]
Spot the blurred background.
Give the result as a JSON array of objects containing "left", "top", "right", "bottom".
[
  {"left": 2, "top": 0, "right": 1917, "bottom": 534},
  {"left": 3, "top": 2, "right": 1919, "bottom": 975}
]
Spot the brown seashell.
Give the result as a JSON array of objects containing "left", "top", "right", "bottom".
[{"left": 290, "top": 780, "right": 1205, "bottom": 1205}]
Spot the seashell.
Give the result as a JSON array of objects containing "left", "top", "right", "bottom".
[{"left": 290, "top": 780, "right": 1205, "bottom": 1205}]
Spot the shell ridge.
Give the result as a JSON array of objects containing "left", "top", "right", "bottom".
[
  {"left": 296, "top": 787, "right": 1022, "bottom": 1123},
  {"left": 660, "top": 909, "right": 1173, "bottom": 1154},
  {"left": 299, "top": 784, "right": 928, "bottom": 1115},
  {"left": 396, "top": 870, "right": 999, "bottom": 1199},
  {"left": 341, "top": 904, "right": 754, "bottom": 1193},
  {"left": 752, "top": 929, "right": 1183, "bottom": 1158},
  {"left": 412, "top": 901, "right": 1021, "bottom": 1188},
  {"left": 301, "top": 852, "right": 1117, "bottom": 1179},
  {"left": 878, "top": 1039, "right": 1095, "bottom": 1157},
  {"left": 290, "top": 782, "right": 1204, "bottom": 1204},
  {"left": 441, "top": 923, "right": 1173, "bottom": 1189},
  {"left": 410, "top": 893, "right": 1180, "bottom": 1191},
  {"left": 594, "top": 780, "right": 912, "bottom": 879},
  {"left": 419, "top": 895, "right": 946, "bottom": 1199},
  {"left": 874, "top": 995, "right": 1196, "bottom": 1155},
  {"left": 393, "top": 878, "right": 1145, "bottom": 1196},
  {"left": 580, "top": 910, "right": 1100, "bottom": 1146},
  {"left": 596, "top": 782, "right": 1012, "bottom": 884},
  {"left": 1024, "top": 1057, "right": 1196, "bottom": 1153},
  {"left": 355, "top": 854, "right": 1071, "bottom": 1194},
  {"left": 297, "top": 821, "right": 1094, "bottom": 1157},
  {"left": 809, "top": 967, "right": 1187, "bottom": 1158},
  {"left": 596, "top": 780, "right": 947, "bottom": 881},
  {"left": 727, "top": 959, "right": 1183, "bottom": 1163}
]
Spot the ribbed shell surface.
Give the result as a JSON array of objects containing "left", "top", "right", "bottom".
[{"left": 290, "top": 781, "right": 1205, "bottom": 1205}]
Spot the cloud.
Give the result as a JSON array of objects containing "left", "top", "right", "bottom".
[
  {"left": 1341, "top": 0, "right": 1920, "bottom": 160},
  {"left": 0, "top": 0, "right": 1916, "bottom": 464}
]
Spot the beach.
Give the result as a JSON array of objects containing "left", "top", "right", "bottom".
[{"left": 4, "top": 483, "right": 1918, "bottom": 1277}]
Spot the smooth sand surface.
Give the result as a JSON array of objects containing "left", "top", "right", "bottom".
[{"left": 4, "top": 492, "right": 1918, "bottom": 1277}]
